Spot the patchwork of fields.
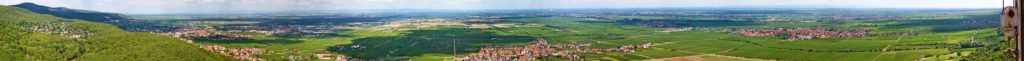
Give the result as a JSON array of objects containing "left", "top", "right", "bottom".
[
  {"left": 2, "top": 1, "right": 1009, "bottom": 61},
  {"left": 145, "top": 9, "right": 1009, "bottom": 61}
]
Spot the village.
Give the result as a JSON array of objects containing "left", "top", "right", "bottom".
[
  {"left": 22, "top": 22, "right": 95, "bottom": 40},
  {"left": 459, "top": 38, "right": 652, "bottom": 61},
  {"left": 734, "top": 28, "right": 868, "bottom": 40},
  {"left": 200, "top": 45, "right": 267, "bottom": 61}
]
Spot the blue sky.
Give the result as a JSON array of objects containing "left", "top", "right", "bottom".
[{"left": 1, "top": 0, "right": 1007, "bottom": 14}]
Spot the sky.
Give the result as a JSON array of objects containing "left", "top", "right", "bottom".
[{"left": 0, "top": 0, "right": 1008, "bottom": 14}]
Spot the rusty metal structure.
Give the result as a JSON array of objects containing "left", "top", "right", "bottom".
[{"left": 1005, "top": 0, "right": 1023, "bottom": 60}]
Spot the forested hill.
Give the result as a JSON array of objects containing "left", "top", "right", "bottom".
[
  {"left": 0, "top": 5, "right": 231, "bottom": 60},
  {"left": 12, "top": 3, "right": 128, "bottom": 23}
]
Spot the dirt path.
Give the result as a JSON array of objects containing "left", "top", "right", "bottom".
[
  {"left": 597, "top": 37, "right": 768, "bottom": 61},
  {"left": 602, "top": 57, "right": 622, "bottom": 61},
  {"left": 641, "top": 47, "right": 771, "bottom": 61},
  {"left": 594, "top": 40, "right": 624, "bottom": 45},
  {"left": 646, "top": 55, "right": 706, "bottom": 61},
  {"left": 871, "top": 30, "right": 909, "bottom": 61},
  {"left": 646, "top": 54, "right": 774, "bottom": 61}
]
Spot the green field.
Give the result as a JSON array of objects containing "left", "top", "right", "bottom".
[
  {"left": 0, "top": 1, "right": 1011, "bottom": 61},
  {"left": 160, "top": 8, "right": 1011, "bottom": 61},
  {"left": 191, "top": 14, "right": 1008, "bottom": 61}
]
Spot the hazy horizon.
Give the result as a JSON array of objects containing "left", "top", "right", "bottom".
[{"left": 1, "top": 0, "right": 1008, "bottom": 14}]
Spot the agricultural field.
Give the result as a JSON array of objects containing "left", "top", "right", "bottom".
[
  {"left": 117, "top": 8, "right": 1011, "bottom": 61},
  {"left": 2, "top": 1, "right": 1012, "bottom": 61}
]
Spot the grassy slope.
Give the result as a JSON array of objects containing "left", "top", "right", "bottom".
[{"left": 0, "top": 6, "right": 231, "bottom": 61}]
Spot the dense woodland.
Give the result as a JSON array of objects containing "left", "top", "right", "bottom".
[{"left": 0, "top": 6, "right": 231, "bottom": 61}]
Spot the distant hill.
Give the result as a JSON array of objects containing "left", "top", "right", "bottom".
[
  {"left": 0, "top": 5, "right": 231, "bottom": 61},
  {"left": 12, "top": 2, "right": 128, "bottom": 22}
]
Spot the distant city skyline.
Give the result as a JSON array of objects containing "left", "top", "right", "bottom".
[{"left": 1, "top": 0, "right": 1007, "bottom": 14}]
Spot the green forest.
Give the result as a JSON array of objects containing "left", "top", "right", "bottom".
[{"left": 0, "top": 6, "right": 231, "bottom": 61}]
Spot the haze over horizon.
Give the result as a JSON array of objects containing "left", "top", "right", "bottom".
[{"left": 1, "top": 0, "right": 1007, "bottom": 14}]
